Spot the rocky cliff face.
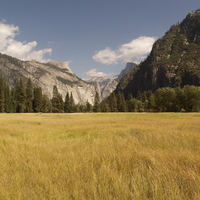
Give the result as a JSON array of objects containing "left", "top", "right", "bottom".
[
  {"left": 0, "top": 54, "right": 99, "bottom": 105},
  {"left": 115, "top": 9, "right": 200, "bottom": 97},
  {"left": 118, "top": 62, "right": 137, "bottom": 80},
  {"left": 84, "top": 62, "right": 137, "bottom": 100},
  {"left": 84, "top": 76, "right": 118, "bottom": 100}
]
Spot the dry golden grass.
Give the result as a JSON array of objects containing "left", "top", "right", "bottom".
[{"left": 0, "top": 113, "right": 200, "bottom": 199}]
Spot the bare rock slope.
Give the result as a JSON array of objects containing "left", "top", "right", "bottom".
[
  {"left": 84, "top": 62, "right": 137, "bottom": 100},
  {"left": 0, "top": 54, "right": 99, "bottom": 105}
]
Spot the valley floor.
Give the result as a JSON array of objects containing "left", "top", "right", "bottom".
[{"left": 0, "top": 113, "right": 200, "bottom": 199}]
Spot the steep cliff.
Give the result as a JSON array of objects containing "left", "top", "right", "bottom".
[
  {"left": 84, "top": 76, "right": 118, "bottom": 100},
  {"left": 115, "top": 9, "right": 200, "bottom": 97},
  {"left": 0, "top": 54, "right": 99, "bottom": 105},
  {"left": 84, "top": 62, "right": 137, "bottom": 100},
  {"left": 118, "top": 62, "right": 137, "bottom": 80}
]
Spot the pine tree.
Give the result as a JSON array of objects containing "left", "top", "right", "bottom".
[
  {"left": 69, "top": 92, "right": 75, "bottom": 113},
  {"left": 108, "top": 92, "right": 118, "bottom": 112},
  {"left": 59, "top": 93, "right": 64, "bottom": 112},
  {"left": 127, "top": 93, "right": 134, "bottom": 112},
  {"left": 33, "top": 87, "right": 43, "bottom": 112},
  {"left": 101, "top": 102, "right": 110, "bottom": 112},
  {"left": 0, "top": 77, "right": 5, "bottom": 113},
  {"left": 15, "top": 78, "right": 26, "bottom": 113},
  {"left": 26, "top": 78, "right": 33, "bottom": 113},
  {"left": 137, "top": 91, "right": 143, "bottom": 101},
  {"left": 64, "top": 92, "right": 70, "bottom": 113},
  {"left": 117, "top": 92, "right": 127, "bottom": 112},
  {"left": 86, "top": 101, "right": 93, "bottom": 112},
  {"left": 77, "top": 104, "right": 83, "bottom": 112},
  {"left": 127, "top": 93, "right": 133, "bottom": 101},
  {"left": 127, "top": 98, "right": 139, "bottom": 112},
  {"left": 41, "top": 94, "right": 52, "bottom": 113},
  {"left": 51, "top": 85, "right": 63, "bottom": 113},
  {"left": 4, "top": 83, "right": 12, "bottom": 113},
  {"left": 93, "top": 91, "right": 101, "bottom": 112},
  {"left": 10, "top": 88, "right": 17, "bottom": 113}
]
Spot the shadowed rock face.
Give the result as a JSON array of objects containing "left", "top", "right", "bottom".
[
  {"left": 115, "top": 9, "right": 200, "bottom": 98},
  {"left": 0, "top": 54, "right": 99, "bottom": 105}
]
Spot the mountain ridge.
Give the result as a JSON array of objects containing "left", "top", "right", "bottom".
[
  {"left": 0, "top": 53, "right": 99, "bottom": 105},
  {"left": 115, "top": 9, "right": 200, "bottom": 98}
]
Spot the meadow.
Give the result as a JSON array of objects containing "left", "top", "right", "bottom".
[{"left": 0, "top": 113, "right": 200, "bottom": 200}]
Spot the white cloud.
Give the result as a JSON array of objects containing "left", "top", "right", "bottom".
[
  {"left": 0, "top": 22, "right": 52, "bottom": 62},
  {"left": 93, "top": 36, "right": 157, "bottom": 65},
  {"left": 0, "top": 23, "right": 19, "bottom": 52},
  {"left": 93, "top": 47, "right": 119, "bottom": 65},
  {"left": 85, "top": 69, "right": 114, "bottom": 77}
]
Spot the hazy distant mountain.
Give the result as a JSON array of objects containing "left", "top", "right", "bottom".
[
  {"left": 0, "top": 53, "right": 99, "bottom": 105},
  {"left": 115, "top": 9, "right": 200, "bottom": 97},
  {"left": 118, "top": 62, "right": 138, "bottom": 80},
  {"left": 84, "top": 62, "right": 137, "bottom": 99}
]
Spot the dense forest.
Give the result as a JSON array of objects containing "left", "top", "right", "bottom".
[
  {"left": 0, "top": 76, "right": 200, "bottom": 113},
  {"left": 105, "top": 85, "right": 200, "bottom": 112}
]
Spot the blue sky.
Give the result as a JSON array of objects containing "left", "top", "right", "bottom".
[{"left": 1, "top": 0, "right": 200, "bottom": 78}]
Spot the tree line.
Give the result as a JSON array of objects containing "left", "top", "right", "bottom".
[
  {"left": 0, "top": 76, "right": 200, "bottom": 113},
  {"left": 102, "top": 85, "right": 200, "bottom": 112},
  {"left": 0, "top": 77, "right": 96, "bottom": 113}
]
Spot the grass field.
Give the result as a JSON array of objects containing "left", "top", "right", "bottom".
[{"left": 0, "top": 113, "right": 200, "bottom": 200}]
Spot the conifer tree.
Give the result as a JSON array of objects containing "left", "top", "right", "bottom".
[
  {"left": 69, "top": 92, "right": 75, "bottom": 113},
  {"left": 127, "top": 93, "right": 134, "bottom": 112},
  {"left": 15, "top": 78, "right": 26, "bottom": 113},
  {"left": 26, "top": 78, "right": 33, "bottom": 113},
  {"left": 108, "top": 92, "right": 118, "bottom": 112},
  {"left": 41, "top": 94, "right": 52, "bottom": 113},
  {"left": 86, "top": 101, "right": 93, "bottom": 112},
  {"left": 127, "top": 98, "right": 139, "bottom": 112},
  {"left": 93, "top": 91, "right": 101, "bottom": 112},
  {"left": 33, "top": 87, "right": 43, "bottom": 112},
  {"left": 117, "top": 92, "right": 127, "bottom": 112},
  {"left": 64, "top": 92, "right": 70, "bottom": 112},
  {"left": 137, "top": 91, "right": 143, "bottom": 101},
  {"left": 0, "top": 77, "right": 5, "bottom": 113},
  {"left": 101, "top": 102, "right": 110, "bottom": 112},
  {"left": 59, "top": 93, "right": 64, "bottom": 112},
  {"left": 52, "top": 85, "right": 63, "bottom": 113},
  {"left": 4, "top": 83, "right": 12, "bottom": 113},
  {"left": 127, "top": 93, "right": 133, "bottom": 101},
  {"left": 10, "top": 88, "right": 17, "bottom": 113}
]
